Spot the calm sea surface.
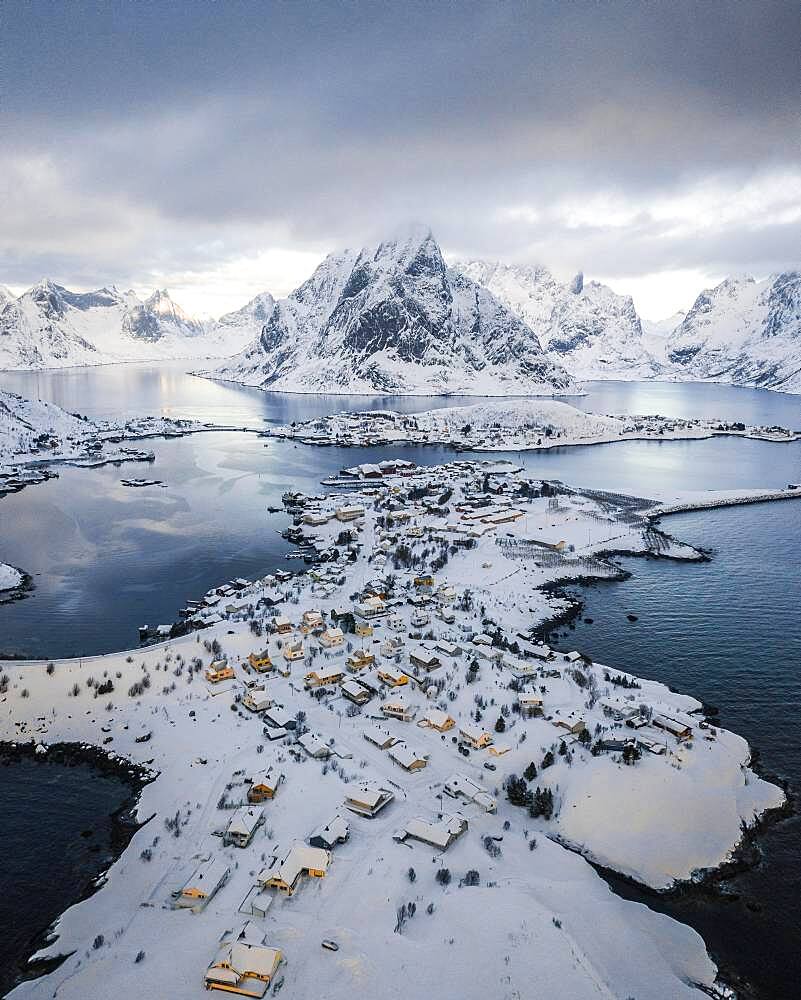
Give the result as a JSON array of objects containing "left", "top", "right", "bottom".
[{"left": 1, "top": 364, "right": 800, "bottom": 997}]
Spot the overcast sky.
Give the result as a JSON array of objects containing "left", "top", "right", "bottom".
[{"left": 2, "top": 0, "right": 799, "bottom": 319}]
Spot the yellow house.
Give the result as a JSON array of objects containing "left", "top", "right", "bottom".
[
  {"left": 414, "top": 574, "right": 435, "bottom": 590},
  {"left": 354, "top": 621, "right": 374, "bottom": 638},
  {"left": 346, "top": 649, "right": 375, "bottom": 672},
  {"left": 459, "top": 724, "right": 493, "bottom": 749},
  {"left": 206, "top": 660, "right": 234, "bottom": 684},
  {"left": 260, "top": 843, "right": 330, "bottom": 896},
  {"left": 248, "top": 650, "right": 273, "bottom": 672},
  {"left": 173, "top": 858, "right": 230, "bottom": 910},
  {"left": 205, "top": 927, "right": 282, "bottom": 995},
  {"left": 377, "top": 665, "right": 408, "bottom": 687},
  {"left": 283, "top": 639, "right": 304, "bottom": 662},
  {"left": 248, "top": 768, "right": 281, "bottom": 803},
  {"left": 304, "top": 665, "right": 345, "bottom": 689},
  {"left": 419, "top": 708, "right": 455, "bottom": 732}
]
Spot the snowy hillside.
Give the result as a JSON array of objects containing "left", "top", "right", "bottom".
[
  {"left": 641, "top": 311, "right": 685, "bottom": 338},
  {"left": 0, "top": 282, "right": 259, "bottom": 370},
  {"left": 412, "top": 398, "right": 623, "bottom": 438},
  {"left": 209, "top": 228, "right": 576, "bottom": 396},
  {"left": 665, "top": 272, "right": 801, "bottom": 392},
  {"left": 0, "top": 388, "right": 95, "bottom": 463},
  {"left": 455, "top": 260, "right": 660, "bottom": 380}
]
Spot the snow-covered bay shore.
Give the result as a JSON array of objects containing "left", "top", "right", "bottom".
[
  {"left": 0, "top": 459, "right": 790, "bottom": 1000},
  {"left": 269, "top": 398, "right": 801, "bottom": 455}
]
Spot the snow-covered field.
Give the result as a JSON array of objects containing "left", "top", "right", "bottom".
[{"left": 1, "top": 460, "right": 788, "bottom": 1000}]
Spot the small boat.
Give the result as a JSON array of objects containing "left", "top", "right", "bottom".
[{"left": 321, "top": 940, "right": 339, "bottom": 952}]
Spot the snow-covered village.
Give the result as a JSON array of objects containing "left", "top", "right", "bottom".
[
  {"left": 2, "top": 446, "right": 799, "bottom": 999},
  {"left": 2, "top": 3, "right": 800, "bottom": 1000}
]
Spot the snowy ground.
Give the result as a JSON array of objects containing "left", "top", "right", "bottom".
[
  {"left": 1, "top": 461, "right": 788, "bottom": 1000},
  {"left": 0, "top": 562, "right": 23, "bottom": 591}
]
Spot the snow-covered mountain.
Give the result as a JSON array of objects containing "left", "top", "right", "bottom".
[
  {"left": 210, "top": 229, "right": 576, "bottom": 396},
  {"left": 454, "top": 260, "right": 659, "bottom": 380},
  {"left": 0, "top": 282, "right": 259, "bottom": 370},
  {"left": 664, "top": 273, "right": 801, "bottom": 392},
  {"left": 214, "top": 291, "right": 276, "bottom": 337},
  {"left": 121, "top": 288, "right": 205, "bottom": 342}
]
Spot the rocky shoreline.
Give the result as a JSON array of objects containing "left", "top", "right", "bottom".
[
  {"left": 532, "top": 547, "right": 796, "bottom": 1000},
  {"left": 0, "top": 740, "right": 156, "bottom": 994},
  {"left": 0, "top": 565, "right": 34, "bottom": 606}
]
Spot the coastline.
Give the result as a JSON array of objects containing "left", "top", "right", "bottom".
[
  {"left": 0, "top": 467, "right": 788, "bottom": 995},
  {"left": 0, "top": 564, "right": 34, "bottom": 606},
  {"left": 0, "top": 740, "right": 155, "bottom": 996}
]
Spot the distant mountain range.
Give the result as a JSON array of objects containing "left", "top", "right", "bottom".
[
  {"left": 2, "top": 231, "right": 799, "bottom": 394},
  {"left": 0, "top": 281, "right": 262, "bottom": 370}
]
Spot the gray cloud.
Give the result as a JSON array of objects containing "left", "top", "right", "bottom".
[{"left": 1, "top": 0, "right": 799, "bottom": 312}]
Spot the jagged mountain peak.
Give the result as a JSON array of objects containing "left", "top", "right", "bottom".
[
  {"left": 216, "top": 291, "right": 277, "bottom": 331},
  {"left": 454, "top": 259, "right": 654, "bottom": 380},
  {"left": 211, "top": 229, "right": 574, "bottom": 396}
]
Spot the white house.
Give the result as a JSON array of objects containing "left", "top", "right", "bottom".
[
  {"left": 443, "top": 773, "right": 497, "bottom": 813},
  {"left": 243, "top": 688, "right": 272, "bottom": 713},
  {"left": 396, "top": 813, "right": 468, "bottom": 851},
  {"left": 297, "top": 732, "right": 332, "bottom": 759}
]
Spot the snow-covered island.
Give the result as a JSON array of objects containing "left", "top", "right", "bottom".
[
  {"left": 271, "top": 398, "right": 801, "bottom": 453},
  {"left": 1, "top": 459, "right": 791, "bottom": 1000},
  {"left": 0, "top": 561, "right": 24, "bottom": 593}
]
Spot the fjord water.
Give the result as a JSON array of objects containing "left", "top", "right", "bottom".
[
  {"left": 1, "top": 364, "right": 800, "bottom": 996},
  {"left": 1, "top": 364, "right": 800, "bottom": 658},
  {"left": 0, "top": 758, "right": 133, "bottom": 998}
]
